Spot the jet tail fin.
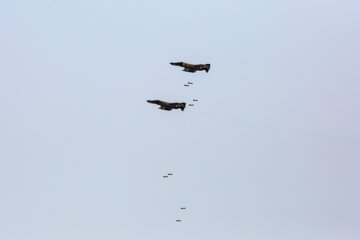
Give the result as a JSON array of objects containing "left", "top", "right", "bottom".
[
  {"left": 205, "top": 64, "right": 211, "bottom": 72},
  {"left": 180, "top": 103, "right": 186, "bottom": 111}
]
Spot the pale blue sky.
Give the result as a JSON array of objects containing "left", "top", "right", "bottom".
[{"left": 1, "top": 0, "right": 360, "bottom": 239}]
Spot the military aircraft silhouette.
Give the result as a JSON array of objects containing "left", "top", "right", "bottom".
[
  {"left": 188, "top": 82, "right": 193, "bottom": 84},
  {"left": 147, "top": 100, "right": 186, "bottom": 111},
  {"left": 189, "top": 104, "right": 194, "bottom": 106},
  {"left": 170, "top": 62, "right": 211, "bottom": 73},
  {"left": 184, "top": 84, "right": 189, "bottom": 87},
  {"left": 163, "top": 175, "right": 168, "bottom": 178},
  {"left": 180, "top": 207, "right": 186, "bottom": 210},
  {"left": 193, "top": 99, "right": 198, "bottom": 101},
  {"left": 168, "top": 173, "right": 173, "bottom": 176},
  {"left": 176, "top": 220, "right": 182, "bottom": 222}
]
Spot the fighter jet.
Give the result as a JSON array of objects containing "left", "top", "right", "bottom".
[
  {"left": 147, "top": 100, "right": 186, "bottom": 111},
  {"left": 163, "top": 175, "right": 168, "bottom": 178},
  {"left": 184, "top": 84, "right": 189, "bottom": 87},
  {"left": 188, "top": 82, "right": 193, "bottom": 84},
  {"left": 193, "top": 99, "right": 198, "bottom": 101},
  {"left": 170, "top": 62, "right": 211, "bottom": 73},
  {"left": 176, "top": 220, "right": 182, "bottom": 222},
  {"left": 168, "top": 173, "right": 173, "bottom": 176},
  {"left": 189, "top": 104, "right": 194, "bottom": 106},
  {"left": 180, "top": 207, "right": 186, "bottom": 210}
]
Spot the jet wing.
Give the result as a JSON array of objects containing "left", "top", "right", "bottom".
[
  {"left": 159, "top": 104, "right": 173, "bottom": 111},
  {"left": 183, "top": 68, "right": 196, "bottom": 73}
]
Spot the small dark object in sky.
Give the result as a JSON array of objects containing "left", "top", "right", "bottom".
[
  {"left": 163, "top": 175, "right": 168, "bottom": 178},
  {"left": 184, "top": 84, "right": 189, "bottom": 87},
  {"left": 147, "top": 100, "right": 186, "bottom": 111},
  {"left": 189, "top": 104, "right": 194, "bottom": 106},
  {"left": 180, "top": 207, "right": 186, "bottom": 210},
  {"left": 193, "top": 99, "right": 198, "bottom": 101},
  {"left": 170, "top": 62, "right": 211, "bottom": 73},
  {"left": 176, "top": 220, "right": 181, "bottom": 222},
  {"left": 168, "top": 173, "right": 173, "bottom": 176},
  {"left": 188, "top": 82, "right": 193, "bottom": 84}
]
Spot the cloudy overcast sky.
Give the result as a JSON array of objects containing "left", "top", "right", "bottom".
[{"left": 1, "top": 0, "right": 359, "bottom": 239}]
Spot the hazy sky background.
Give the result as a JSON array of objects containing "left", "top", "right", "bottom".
[{"left": 1, "top": 0, "right": 359, "bottom": 239}]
